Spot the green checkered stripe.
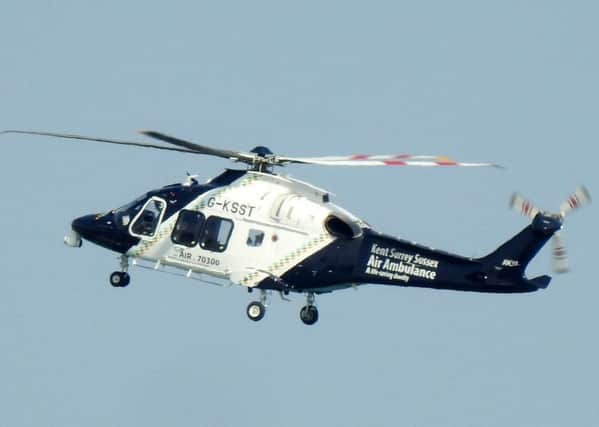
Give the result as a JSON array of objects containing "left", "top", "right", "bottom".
[
  {"left": 240, "top": 233, "right": 332, "bottom": 287},
  {"left": 193, "top": 173, "right": 259, "bottom": 211},
  {"left": 131, "top": 174, "right": 259, "bottom": 258}
]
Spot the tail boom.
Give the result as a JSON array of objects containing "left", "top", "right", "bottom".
[
  {"left": 257, "top": 214, "right": 561, "bottom": 295},
  {"left": 354, "top": 213, "right": 561, "bottom": 294}
]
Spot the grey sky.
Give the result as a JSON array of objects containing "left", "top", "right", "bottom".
[{"left": 1, "top": 1, "right": 597, "bottom": 426}]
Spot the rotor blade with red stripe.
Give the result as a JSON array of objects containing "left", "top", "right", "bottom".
[
  {"left": 510, "top": 193, "right": 540, "bottom": 219},
  {"left": 559, "top": 186, "right": 591, "bottom": 217},
  {"left": 277, "top": 154, "right": 501, "bottom": 168},
  {"left": 551, "top": 231, "right": 569, "bottom": 273}
]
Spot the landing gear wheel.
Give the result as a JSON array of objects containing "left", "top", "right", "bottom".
[
  {"left": 110, "top": 271, "right": 130, "bottom": 287},
  {"left": 120, "top": 272, "right": 130, "bottom": 287},
  {"left": 300, "top": 305, "right": 319, "bottom": 325},
  {"left": 246, "top": 301, "right": 266, "bottom": 321}
]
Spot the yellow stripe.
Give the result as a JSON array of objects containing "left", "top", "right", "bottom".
[
  {"left": 240, "top": 233, "right": 331, "bottom": 286},
  {"left": 131, "top": 174, "right": 259, "bottom": 258}
]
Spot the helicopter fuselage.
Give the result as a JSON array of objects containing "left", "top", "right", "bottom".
[
  {"left": 69, "top": 169, "right": 559, "bottom": 296},
  {"left": 4, "top": 129, "right": 588, "bottom": 324}
]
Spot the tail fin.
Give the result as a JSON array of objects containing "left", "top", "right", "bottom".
[{"left": 478, "top": 214, "right": 562, "bottom": 287}]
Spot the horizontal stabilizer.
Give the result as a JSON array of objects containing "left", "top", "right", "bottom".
[{"left": 528, "top": 275, "right": 552, "bottom": 289}]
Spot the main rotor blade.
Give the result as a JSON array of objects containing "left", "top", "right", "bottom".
[
  {"left": 1, "top": 130, "right": 198, "bottom": 155},
  {"left": 140, "top": 130, "right": 255, "bottom": 162},
  {"left": 277, "top": 154, "right": 502, "bottom": 168}
]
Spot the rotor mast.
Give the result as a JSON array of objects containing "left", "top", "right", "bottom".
[{"left": 248, "top": 146, "right": 276, "bottom": 173}]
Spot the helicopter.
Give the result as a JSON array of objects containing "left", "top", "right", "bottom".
[{"left": 2, "top": 130, "right": 591, "bottom": 325}]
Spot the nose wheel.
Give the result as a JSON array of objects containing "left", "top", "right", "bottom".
[
  {"left": 110, "top": 255, "right": 130, "bottom": 287},
  {"left": 110, "top": 271, "right": 130, "bottom": 287}
]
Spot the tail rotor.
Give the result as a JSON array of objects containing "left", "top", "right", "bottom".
[{"left": 510, "top": 186, "right": 591, "bottom": 273}]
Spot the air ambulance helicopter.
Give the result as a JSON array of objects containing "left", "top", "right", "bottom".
[{"left": 1, "top": 130, "right": 591, "bottom": 325}]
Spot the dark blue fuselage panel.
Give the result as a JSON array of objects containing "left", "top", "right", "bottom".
[{"left": 258, "top": 221, "right": 557, "bottom": 294}]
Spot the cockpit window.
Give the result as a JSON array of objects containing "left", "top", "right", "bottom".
[
  {"left": 114, "top": 195, "right": 147, "bottom": 228},
  {"left": 200, "top": 216, "right": 234, "bottom": 252},
  {"left": 130, "top": 197, "right": 166, "bottom": 238},
  {"left": 171, "top": 210, "right": 205, "bottom": 247}
]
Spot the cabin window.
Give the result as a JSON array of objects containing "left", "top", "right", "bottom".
[
  {"left": 246, "top": 229, "right": 265, "bottom": 247},
  {"left": 130, "top": 197, "right": 166, "bottom": 238},
  {"left": 200, "top": 216, "right": 234, "bottom": 252},
  {"left": 171, "top": 210, "right": 205, "bottom": 247}
]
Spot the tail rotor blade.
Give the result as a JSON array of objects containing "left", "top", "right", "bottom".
[
  {"left": 552, "top": 232, "right": 569, "bottom": 273},
  {"left": 560, "top": 186, "right": 591, "bottom": 217},
  {"left": 510, "top": 193, "right": 540, "bottom": 219}
]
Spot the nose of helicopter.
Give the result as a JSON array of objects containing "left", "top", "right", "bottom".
[
  {"left": 71, "top": 213, "right": 139, "bottom": 254},
  {"left": 71, "top": 214, "right": 98, "bottom": 237}
]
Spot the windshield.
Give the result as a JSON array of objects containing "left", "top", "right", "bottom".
[{"left": 113, "top": 195, "right": 148, "bottom": 229}]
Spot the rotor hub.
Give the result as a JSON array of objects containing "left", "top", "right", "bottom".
[{"left": 250, "top": 146, "right": 274, "bottom": 157}]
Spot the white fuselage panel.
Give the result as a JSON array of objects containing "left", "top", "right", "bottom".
[{"left": 126, "top": 172, "right": 364, "bottom": 288}]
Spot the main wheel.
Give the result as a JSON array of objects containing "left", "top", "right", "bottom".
[
  {"left": 110, "top": 272, "right": 130, "bottom": 287},
  {"left": 120, "top": 272, "right": 130, "bottom": 287},
  {"left": 246, "top": 301, "right": 266, "bottom": 321},
  {"left": 300, "top": 305, "right": 319, "bottom": 325}
]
